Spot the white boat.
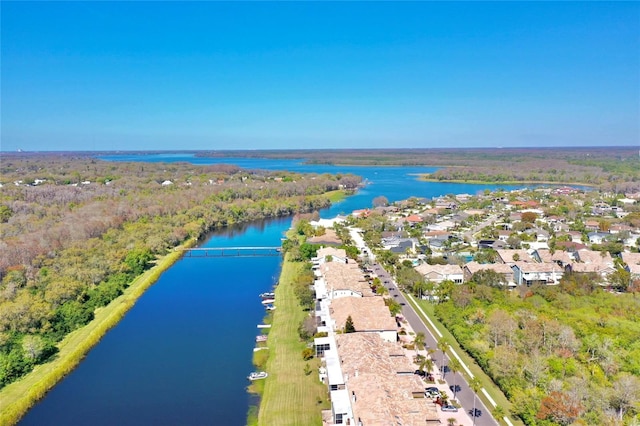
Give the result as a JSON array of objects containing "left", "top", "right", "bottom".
[
  {"left": 259, "top": 292, "right": 275, "bottom": 299},
  {"left": 261, "top": 298, "right": 275, "bottom": 305},
  {"left": 256, "top": 335, "right": 268, "bottom": 342},
  {"left": 248, "top": 371, "right": 268, "bottom": 381}
]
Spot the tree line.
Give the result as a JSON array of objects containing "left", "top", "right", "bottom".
[
  {"left": 0, "top": 154, "right": 361, "bottom": 388},
  {"left": 198, "top": 147, "right": 640, "bottom": 191},
  {"left": 431, "top": 277, "right": 640, "bottom": 425}
]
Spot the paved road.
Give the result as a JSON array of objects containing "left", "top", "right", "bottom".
[
  {"left": 372, "top": 262, "right": 499, "bottom": 426},
  {"left": 462, "top": 214, "right": 499, "bottom": 243},
  {"left": 349, "top": 225, "right": 500, "bottom": 426}
]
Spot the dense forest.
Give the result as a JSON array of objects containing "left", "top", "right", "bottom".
[
  {"left": 431, "top": 280, "right": 640, "bottom": 426},
  {"left": 0, "top": 153, "right": 361, "bottom": 388},
  {"left": 198, "top": 147, "right": 640, "bottom": 191}
]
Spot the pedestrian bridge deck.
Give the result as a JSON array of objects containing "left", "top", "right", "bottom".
[{"left": 177, "top": 246, "right": 282, "bottom": 257}]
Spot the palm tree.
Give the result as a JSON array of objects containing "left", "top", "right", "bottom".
[
  {"left": 449, "top": 357, "right": 462, "bottom": 401},
  {"left": 419, "top": 356, "right": 434, "bottom": 378},
  {"left": 414, "top": 331, "right": 426, "bottom": 355},
  {"left": 469, "top": 377, "right": 482, "bottom": 426},
  {"left": 437, "top": 338, "right": 449, "bottom": 378}
]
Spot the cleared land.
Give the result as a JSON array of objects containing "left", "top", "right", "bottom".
[{"left": 257, "top": 254, "right": 330, "bottom": 426}]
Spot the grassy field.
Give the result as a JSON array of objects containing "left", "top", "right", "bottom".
[
  {"left": 255, "top": 254, "right": 330, "bottom": 426},
  {"left": 405, "top": 294, "right": 524, "bottom": 426},
  {"left": 0, "top": 242, "right": 194, "bottom": 426},
  {"left": 325, "top": 189, "right": 349, "bottom": 203}
]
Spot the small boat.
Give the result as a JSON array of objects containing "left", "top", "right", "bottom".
[
  {"left": 261, "top": 298, "right": 275, "bottom": 305},
  {"left": 257, "top": 324, "right": 271, "bottom": 329},
  {"left": 248, "top": 371, "right": 268, "bottom": 381},
  {"left": 256, "top": 335, "right": 268, "bottom": 342},
  {"left": 259, "top": 292, "right": 275, "bottom": 299},
  {"left": 265, "top": 304, "right": 276, "bottom": 311}
]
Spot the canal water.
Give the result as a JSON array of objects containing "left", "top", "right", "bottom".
[{"left": 19, "top": 155, "right": 523, "bottom": 425}]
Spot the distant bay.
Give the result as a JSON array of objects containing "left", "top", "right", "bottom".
[
  {"left": 97, "top": 153, "right": 527, "bottom": 217},
  {"left": 20, "top": 153, "right": 527, "bottom": 425}
]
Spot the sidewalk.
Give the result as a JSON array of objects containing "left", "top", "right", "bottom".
[{"left": 398, "top": 316, "right": 473, "bottom": 426}]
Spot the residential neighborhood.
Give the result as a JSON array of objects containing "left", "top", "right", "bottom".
[
  {"left": 349, "top": 187, "right": 640, "bottom": 293},
  {"left": 304, "top": 186, "right": 640, "bottom": 426}
]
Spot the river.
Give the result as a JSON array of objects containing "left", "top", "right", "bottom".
[{"left": 19, "top": 155, "right": 524, "bottom": 425}]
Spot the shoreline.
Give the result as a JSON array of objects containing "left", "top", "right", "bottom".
[
  {"left": 0, "top": 240, "right": 195, "bottom": 426},
  {"left": 0, "top": 192, "right": 346, "bottom": 426},
  {"left": 251, "top": 239, "right": 329, "bottom": 425},
  {"left": 417, "top": 175, "right": 598, "bottom": 187}
]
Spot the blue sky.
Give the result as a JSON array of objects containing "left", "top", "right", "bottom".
[{"left": 1, "top": 1, "right": 638, "bottom": 151}]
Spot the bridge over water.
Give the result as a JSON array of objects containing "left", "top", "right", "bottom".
[{"left": 177, "top": 246, "right": 282, "bottom": 258}]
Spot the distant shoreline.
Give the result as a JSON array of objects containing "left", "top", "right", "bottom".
[{"left": 417, "top": 174, "right": 598, "bottom": 187}]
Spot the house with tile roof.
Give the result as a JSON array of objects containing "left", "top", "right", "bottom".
[
  {"left": 414, "top": 263, "right": 464, "bottom": 284},
  {"left": 463, "top": 261, "right": 515, "bottom": 287},
  {"left": 622, "top": 252, "right": 640, "bottom": 280},
  {"left": 511, "top": 261, "right": 563, "bottom": 286},
  {"left": 329, "top": 297, "right": 398, "bottom": 343},
  {"left": 495, "top": 249, "right": 538, "bottom": 264}
]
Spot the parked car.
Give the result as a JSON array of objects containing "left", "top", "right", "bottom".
[
  {"left": 441, "top": 405, "right": 458, "bottom": 412},
  {"left": 424, "top": 387, "right": 440, "bottom": 398},
  {"left": 414, "top": 369, "right": 426, "bottom": 377}
]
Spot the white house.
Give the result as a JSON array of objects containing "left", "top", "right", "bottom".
[
  {"left": 588, "top": 232, "right": 611, "bottom": 245},
  {"left": 511, "top": 262, "right": 563, "bottom": 286}
]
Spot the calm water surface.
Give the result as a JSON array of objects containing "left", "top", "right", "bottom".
[{"left": 20, "top": 154, "right": 523, "bottom": 425}]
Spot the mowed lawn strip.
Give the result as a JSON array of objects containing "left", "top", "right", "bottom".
[
  {"left": 0, "top": 245, "right": 190, "bottom": 426},
  {"left": 258, "top": 254, "right": 328, "bottom": 426}
]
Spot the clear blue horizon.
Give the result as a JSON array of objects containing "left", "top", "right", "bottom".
[{"left": 1, "top": 1, "right": 638, "bottom": 152}]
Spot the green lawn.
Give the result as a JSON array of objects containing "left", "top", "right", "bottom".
[
  {"left": 256, "top": 255, "right": 330, "bottom": 426},
  {"left": 325, "top": 189, "right": 348, "bottom": 203}
]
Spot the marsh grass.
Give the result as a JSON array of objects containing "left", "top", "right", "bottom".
[{"left": 252, "top": 348, "right": 270, "bottom": 369}]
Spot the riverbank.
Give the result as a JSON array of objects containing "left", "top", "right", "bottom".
[
  {"left": 0, "top": 239, "right": 195, "bottom": 426},
  {"left": 252, "top": 251, "right": 330, "bottom": 426},
  {"left": 418, "top": 174, "right": 597, "bottom": 187}
]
